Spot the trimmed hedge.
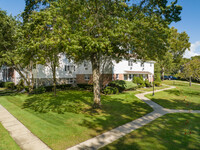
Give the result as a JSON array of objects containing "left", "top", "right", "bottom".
[{"left": 77, "top": 84, "right": 93, "bottom": 91}]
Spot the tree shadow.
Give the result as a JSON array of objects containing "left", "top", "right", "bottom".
[
  {"left": 23, "top": 90, "right": 93, "bottom": 114},
  {"left": 100, "top": 113, "right": 200, "bottom": 150}
]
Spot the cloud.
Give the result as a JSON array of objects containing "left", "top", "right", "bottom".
[{"left": 184, "top": 41, "right": 200, "bottom": 58}]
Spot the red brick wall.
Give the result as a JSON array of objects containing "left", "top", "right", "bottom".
[{"left": 76, "top": 74, "right": 112, "bottom": 86}]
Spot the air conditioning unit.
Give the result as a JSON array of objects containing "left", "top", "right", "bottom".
[{"left": 69, "top": 71, "right": 72, "bottom": 74}]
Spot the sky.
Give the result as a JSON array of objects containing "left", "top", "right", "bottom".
[{"left": 0, "top": 0, "right": 200, "bottom": 58}]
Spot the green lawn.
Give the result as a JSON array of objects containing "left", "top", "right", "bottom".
[
  {"left": 146, "top": 80, "right": 200, "bottom": 110},
  {"left": 138, "top": 85, "right": 169, "bottom": 92},
  {"left": 0, "top": 123, "right": 21, "bottom": 150},
  {"left": 0, "top": 90, "right": 153, "bottom": 150},
  {"left": 101, "top": 113, "right": 200, "bottom": 150}
]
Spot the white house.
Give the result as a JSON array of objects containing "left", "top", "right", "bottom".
[{"left": 0, "top": 54, "right": 155, "bottom": 86}]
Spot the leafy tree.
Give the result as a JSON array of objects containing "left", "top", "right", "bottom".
[
  {"left": 23, "top": 2, "right": 70, "bottom": 96},
  {"left": 0, "top": 9, "right": 36, "bottom": 92},
  {"left": 180, "top": 58, "right": 200, "bottom": 86},
  {"left": 23, "top": 0, "right": 183, "bottom": 108},
  {"left": 158, "top": 27, "right": 190, "bottom": 80}
]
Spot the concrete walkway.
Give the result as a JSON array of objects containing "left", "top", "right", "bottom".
[
  {"left": 0, "top": 105, "right": 51, "bottom": 150},
  {"left": 67, "top": 86, "right": 200, "bottom": 150}
]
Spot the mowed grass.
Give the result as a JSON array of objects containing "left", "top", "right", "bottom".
[
  {"left": 0, "top": 90, "right": 153, "bottom": 150},
  {"left": 101, "top": 113, "right": 200, "bottom": 150},
  {"left": 0, "top": 123, "right": 21, "bottom": 150},
  {"left": 146, "top": 80, "right": 200, "bottom": 110},
  {"left": 138, "top": 85, "right": 169, "bottom": 92}
]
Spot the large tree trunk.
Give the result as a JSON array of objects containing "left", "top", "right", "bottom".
[
  {"left": 189, "top": 76, "right": 192, "bottom": 86},
  {"left": 91, "top": 55, "right": 101, "bottom": 109}
]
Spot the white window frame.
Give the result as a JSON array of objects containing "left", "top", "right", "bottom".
[{"left": 116, "top": 74, "right": 119, "bottom": 79}]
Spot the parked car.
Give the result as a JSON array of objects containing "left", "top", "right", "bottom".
[
  {"left": 169, "top": 76, "right": 177, "bottom": 80},
  {"left": 164, "top": 75, "right": 170, "bottom": 80}
]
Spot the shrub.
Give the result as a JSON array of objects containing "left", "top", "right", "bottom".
[
  {"left": 154, "top": 81, "right": 161, "bottom": 87},
  {"left": 77, "top": 84, "right": 93, "bottom": 91},
  {"left": 108, "top": 80, "right": 126, "bottom": 92},
  {"left": 16, "top": 79, "right": 25, "bottom": 91},
  {"left": 103, "top": 86, "right": 119, "bottom": 95},
  {"left": 0, "top": 82, "right": 5, "bottom": 87},
  {"left": 145, "top": 79, "right": 151, "bottom": 87},
  {"left": 32, "top": 86, "right": 46, "bottom": 94},
  {"left": 124, "top": 81, "right": 137, "bottom": 90},
  {"left": 132, "top": 76, "right": 145, "bottom": 88},
  {"left": 5, "top": 82, "right": 15, "bottom": 89},
  {"left": 154, "top": 73, "right": 161, "bottom": 82}
]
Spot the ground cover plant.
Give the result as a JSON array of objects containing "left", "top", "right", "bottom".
[
  {"left": 0, "top": 123, "right": 21, "bottom": 150},
  {"left": 146, "top": 80, "right": 200, "bottom": 110},
  {"left": 101, "top": 113, "right": 200, "bottom": 150},
  {"left": 0, "top": 90, "right": 152, "bottom": 150}
]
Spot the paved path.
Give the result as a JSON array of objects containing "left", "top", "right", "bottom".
[
  {"left": 67, "top": 86, "right": 200, "bottom": 150},
  {"left": 0, "top": 105, "right": 51, "bottom": 150}
]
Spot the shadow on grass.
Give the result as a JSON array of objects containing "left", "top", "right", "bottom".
[
  {"left": 22, "top": 90, "right": 153, "bottom": 135},
  {"left": 0, "top": 89, "right": 19, "bottom": 96},
  {"left": 101, "top": 113, "right": 200, "bottom": 150}
]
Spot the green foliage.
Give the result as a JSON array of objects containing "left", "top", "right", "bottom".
[
  {"left": 5, "top": 82, "right": 15, "bottom": 89},
  {"left": 103, "top": 86, "right": 119, "bottom": 95},
  {"left": 155, "top": 73, "right": 161, "bottom": 82},
  {"left": 0, "top": 82, "right": 5, "bottom": 87},
  {"left": 32, "top": 86, "right": 46, "bottom": 94},
  {"left": 154, "top": 81, "right": 161, "bottom": 87},
  {"left": 108, "top": 80, "right": 126, "bottom": 92},
  {"left": 16, "top": 79, "right": 25, "bottom": 91},
  {"left": 180, "top": 58, "right": 200, "bottom": 82},
  {"left": 145, "top": 79, "right": 151, "bottom": 87},
  {"left": 132, "top": 76, "right": 145, "bottom": 88},
  {"left": 77, "top": 84, "right": 93, "bottom": 91},
  {"left": 124, "top": 81, "right": 138, "bottom": 90}
]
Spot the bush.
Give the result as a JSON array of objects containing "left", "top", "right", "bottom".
[
  {"left": 154, "top": 73, "right": 161, "bottom": 82},
  {"left": 108, "top": 80, "right": 126, "bottom": 92},
  {"left": 5, "top": 82, "right": 15, "bottom": 89},
  {"left": 132, "top": 76, "right": 145, "bottom": 88},
  {"left": 124, "top": 81, "right": 137, "bottom": 90},
  {"left": 145, "top": 79, "right": 151, "bottom": 87},
  {"left": 103, "top": 86, "right": 119, "bottom": 95},
  {"left": 0, "top": 82, "right": 5, "bottom": 87},
  {"left": 32, "top": 86, "right": 46, "bottom": 94},
  {"left": 16, "top": 79, "right": 25, "bottom": 91},
  {"left": 57, "top": 84, "right": 72, "bottom": 90},
  {"left": 154, "top": 81, "right": 161, "bottom": 87},
  {"left": 77, "top": 84, "right": 93, "bottom": 91}
]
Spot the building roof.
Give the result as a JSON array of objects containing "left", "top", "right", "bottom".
[{"left": 124, "top": 71, "right": 153, "bottom": 75}]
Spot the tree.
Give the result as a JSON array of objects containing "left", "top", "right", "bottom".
[
  {"left": 23, "top": 0, "right": 183, "bottom": 108},
  {"left": 61, "top": 0, "right": 183, "bottom": 108},
  {"left": 180, "top": 58, "right": 200, "bottom": 86},
  {"left": 23, "top": 2, "right": 70, "bottom": 96},
  {"left": 158, "top": 27, "right": 190, "bottom": 80},
  {"left": 0, "top": 9, "right": 36, "bottom": 92}
]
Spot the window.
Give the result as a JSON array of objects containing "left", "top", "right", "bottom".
[
  {"left": 150, "top": 63, "right": 152, "bottom": 67},
  {"left": 84, "top": 74, "right": 90, "bottom": 80},
  {"left": 129, "top": 74, "right": 132, "bottom": 80},
  {"left": 65, "top": 65, "right": 67, "bottom": 71},
  {"left": 124, "top": 75, "right": 127, "bottom": 80},
  {"left": 128, "top": 61, "right": 133, "bottom": 66},
  {"left": 84, "top": 61, "right": 88, "bottom": 67},
  {"left": 141, "top": 63, "right": 144, "bottom": 67},
  {"left": 69, "top": 78, "right": 74, "bottom": 83},
  {"left": 85, "top": 67, "right": 88, "bottom": 70},
  {"left": 116, "top": 74, "right": 119, "bottom": 79},
  {"left": 74, "top": 66, "right": 76, "bottom": 71}
]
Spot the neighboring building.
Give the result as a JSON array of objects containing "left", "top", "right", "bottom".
[{"left": 0, "top": 54, "right": 155, "bottom": 86}]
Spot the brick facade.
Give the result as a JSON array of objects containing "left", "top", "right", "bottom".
[{"left": 76, "top": 74, "right": 112, "bottom": 87}]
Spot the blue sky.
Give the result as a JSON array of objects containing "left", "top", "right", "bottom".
[{"left": 0, "top": 0, "right": 199, "bottom": 58}]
